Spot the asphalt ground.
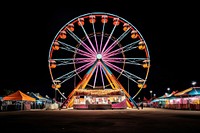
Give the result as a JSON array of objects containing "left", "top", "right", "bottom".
[{"left": 0, "top": 108, "right": 200, "bottom": 133}]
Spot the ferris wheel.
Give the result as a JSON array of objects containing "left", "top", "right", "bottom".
[{"left": 48, "top": 12, "right": 150, "bottom": 104}]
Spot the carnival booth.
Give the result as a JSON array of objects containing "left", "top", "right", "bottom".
[
  {"left": 27, "top": 92, "right": 52, "bottom": 109},
  {"left": 151, "top": 87, "right": 200, "bottom": 110},
  {"left": 2, "top": 90, "right": 36, "bottom": 111},
  {"left": 174, "top": 87, "right": 200, "bottom": 110},
  {"left": 73, "top": 89, "right": 127, "bottom": 109}
]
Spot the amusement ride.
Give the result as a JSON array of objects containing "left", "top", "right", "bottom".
[{"left": 48, "top": 12, "right": 150, "bottom": 109}]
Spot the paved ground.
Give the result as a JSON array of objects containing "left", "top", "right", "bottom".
[{"left": 0, "top": 108, "right": 200, "bottom": 133}]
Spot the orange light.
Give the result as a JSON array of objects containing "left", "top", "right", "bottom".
[
  {"left": 50, "top": 64, "right": 56, "bottom": 68},
  {"left": 113, "top": 18, "right": 120, "bottom": 26},
  {"left": 89, "top": 19, "right": 96, "bottom": 23},
  {"left": 101, "top": 15, "right": 108, "bottom": 23},
  {"left": 50, "top": 60, "right": 56, "bottom": 68},
  {"left": 142, "top": 63, "right": 149, "bottom": 68},
  {"left": 56, "top": 84, "right": 61, "bottom": 89},
  {"left": 113, "top": 21, "right": 120, "bottom": 26},
  {"left": 138, "top": 45, "right": 145, "bottom": 50},
  {"left": 78, "top": 21, "right": 84, "bottom": 26},
  {"left": 131, "top": 33, "right": 138, "bottom": 39},
  {"left": 101, "top": 18, "right": 108, "bottom": 23},
  {"left": 67, "top": 24, "right": 74, "bottom": 32},
  {"left": 143, "top": 84, "right": 147, "bottom": 88},
  {"left": 53, "top": 41, "right": 60, "bottom": 50},
  {"left": 59, "top": 31, "right": 67, "bottom": 39},
  {"left": 78, "top": 18, "right": 84, "bottom": 26},
  {"left": 52, "top": 84, "right": 61, "bottom": 89},
  {"left": 53, "top": 45, "right": 59, "bottom": 50},
  {"left": 89, "top": 15, "right": 96, "bottom": 23},
  {"left": 68, "top": 26, "right": 74, "bottom": 32},
  {"left": 123, "top": 27, "right": 128, "bottom": 31},
  {"left": 52, "top": 84, "right": 56, "bottom": 89},
  {"left": 59, "top": 34, "right": 66, "bottom": 39},
  {"left": 123, "top": 23, "right": 129, "bottom": 31},
  {"left": 137, "top": 84, "right": 143, "bottom": 88},
  {"left": 137, "top": 83, "right": 147, "bottom": 88}
]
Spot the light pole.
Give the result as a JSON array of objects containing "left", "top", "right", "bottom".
[
  {"left": 167, "top": 88, "right": 170, "bottom": 94},
  {"left": 55, "top": 89, "right": 57, "bottom": 102},
  {"left": 62, "top": 92, "right": 65, "bottom": 98},
  {"left": 192, "top": 81, "right": 196, "bottom": 87},
  {"left": 153, "top": 93, "right": 156, "bottom": 98},
  {"left": 150, "top": 90, "right": 153, "bottom": 99},
  {"left": 138, "top": 97, "right": 140, "bottom": 102},
  {"left": 60, "top": 97, "right": 63, "bottom": 103}
]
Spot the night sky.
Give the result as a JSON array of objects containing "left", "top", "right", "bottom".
[{"left": 0, "top": 1, "right": 199, "bottom": 100}]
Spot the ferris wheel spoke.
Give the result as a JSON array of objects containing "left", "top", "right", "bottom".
[
  {"left": 74, "top": 58, "right": 96, "bottom": 64},
  {"left": 104, "top": 61, "right": 145, "bottom": 84},
  {"left": 103, "top": 40, "right": 140, "bottom": 58},
  {"left": 99, "top": 64, "right": 105, "bottom": 88},
  {"left": 100, "top": 22, "right": 106, "bottom": 52},
  {"left": 78, "top": 18, "right": 97, "bottom": 54},
  {"left": 93, "top": 65, "right": 99, "bottom": 88},
  {"left": 91, "top": 21, "right": 99, "bottom": 53},
  {"left": 103, "top": 57, "right": 149, "bottom": 65},
  {"left": 101, "top": 21, "right": 118, "bottom": 53},
  {"left": 50, "top": 58, "right": 96, "bottom": 66},
  {"left": 49, "top": 58, "right": 74, "bottom": 66},
  {"left": 66, "top": 29, "right": 96, "bottom": 55},
  {"left": 103, "top": 27, "right": 131, "bottom": 55},
  {"left": 56, "top": 61, "right": 94, "bottom": 84},
  {"left": 58, "top": 41, "right": 94, "bottom": 58},
  {"left": 125, "top": 58, "right": 150, "bottom": 65}
]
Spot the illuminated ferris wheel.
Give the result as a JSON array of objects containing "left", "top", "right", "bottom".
[{"left": 48, "top": 12, "right": 150, "bottom": 106}]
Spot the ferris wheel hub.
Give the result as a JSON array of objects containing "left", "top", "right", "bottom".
[{"left": 96, "top": 54, "right": 102, "bottom": 59}]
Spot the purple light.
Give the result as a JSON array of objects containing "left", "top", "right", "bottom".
[
  {"left": 100, "top": 64, "right": 105, "bottom": 88},
  {"left": 93, "top": 65, "right": 99, "bottom": 88}
]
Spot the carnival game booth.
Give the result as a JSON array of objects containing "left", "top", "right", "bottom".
[
  {"left": 73, "top": 89, "right": 127, "bottom": 109},
  {"left": 173, "top": 87, "right": 200, "bottom": 110},
  {"left": 2, "top": 90, "right": 36, "bottom": 111},
  {"left": 151, "top": 87, "right": 200, "bottom": 110},
  {"left": 27, "top": 92, "right": 52, "bottom": 109},
  {"left": 150, "top": 91, "right": 177, "bottom": 108}
]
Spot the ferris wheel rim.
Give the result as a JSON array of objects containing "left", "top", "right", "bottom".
[{"left": 48, "top": 12, "right": 151, "bottom": 99}]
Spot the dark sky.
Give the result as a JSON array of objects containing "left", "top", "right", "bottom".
[{"left": 0, "top": 1, "right": 199, "bottom": 100}]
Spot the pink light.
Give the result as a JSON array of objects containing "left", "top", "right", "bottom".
[
  {"left": 92, "top": 26, "right": 99, "bottom": 53},
  {"left": 93, "top": 65, "right": 99, "bottom": 88},
  {"left": 101, "top": 36, "right": 112, "bottom": 54},
  {"left": 101, "top": 24, "right": 117, "bottom": 53},
  {"left": 102, "top": 47, "right": 123, "bottom": 58},
  {"left": 74, "top": 58, "right": 96, "bottom": 64},
  {"left": 80, "top": 41, "right": 96, "bottom": 55},
  {"left": 103, "top": 29, "right": 130, "bottom": 55},
  {"left": 100, "top": 64, "right": 105, "bottom": 88},
  {"left": 103, "top": 39, "right": 119, "bottom": 55},
  {"left": 78, "top": 19, "right": 97, "bottom": 54},
  {"left": 103, "top": 58, "right": 125, "bottom": 64},
  {"left": 77, "top": 49, "right": 96, "bottom": 58},
  {"left": 75, "top": 60, "right": 95, "bottom": 74},
  {"left": 67, "top": 29, "right": 96, "bottom": 55},
  {"left": 99, "top": 27, "right": 105, "bottom": 52},
  {"left": 104, "top": 60, "right": 122, "bottom": 73},
  {"left": 85, "top": 35, "right": 97, "bottom": 54}
]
